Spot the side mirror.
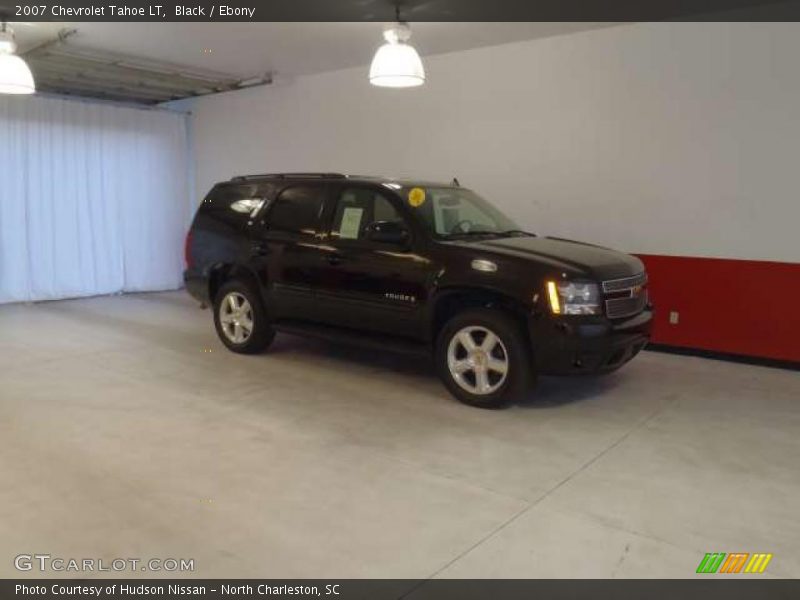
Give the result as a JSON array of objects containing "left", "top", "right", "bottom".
[{"left": 365, "top": 220, "right": 410, "bottom": 245}]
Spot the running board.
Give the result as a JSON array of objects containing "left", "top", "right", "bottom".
[{"left": 272, "top": 320, "right": 432, "bottom": 357}]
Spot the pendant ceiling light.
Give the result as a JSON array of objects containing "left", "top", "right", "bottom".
[
  {"left": 0, "top": 22, "right": 35, "bottom": 95},
  {"left": 369, "top": 19, "right": 425, "bottom": 88}
]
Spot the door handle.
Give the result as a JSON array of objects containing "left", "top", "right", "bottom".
[{"left": 326, "top": 253, "right": 344, "bottom": 266}]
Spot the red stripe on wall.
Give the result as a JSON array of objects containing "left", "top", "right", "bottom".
[{"left": 636, "top": 254, "right": 800, "bottom": 363}]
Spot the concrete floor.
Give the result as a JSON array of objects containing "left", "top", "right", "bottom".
[{"left": 0, "top": 291, "right": 798, "bottom": 579}]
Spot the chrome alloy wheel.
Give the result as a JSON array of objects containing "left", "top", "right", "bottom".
[
  {"left": 447, "top": 326, "right": 509, "bottom": 395},
  {"left": 219, "top": 292, "right": 254, "bottom": 344}
]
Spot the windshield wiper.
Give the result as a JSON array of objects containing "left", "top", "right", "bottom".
[
  {"left": 444, "top": 229, "right": 535, "bottom": 240},
  {"left": 497, "top": 230, "right": 535, "bottom": 237},
  {"left": 444, "top": 230, "right": 502, "bottom": 239}
]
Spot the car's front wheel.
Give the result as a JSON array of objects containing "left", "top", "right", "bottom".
[
  {"left": 436, "top": 309, "right": 534, "bottom": 408},
  {"left": 213, "top": 280, "right": 275, "bottom": 354}
]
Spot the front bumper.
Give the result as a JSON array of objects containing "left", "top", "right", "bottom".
[{"left": 530, "top": 309, "right": 653, "bottom": 375}]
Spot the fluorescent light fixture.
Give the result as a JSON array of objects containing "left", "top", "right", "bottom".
[
  {"left": 0, "top": 24, "right": 35, "bottom": 95},
  {"left": 369, "top": 22, "right": 425, "bottom": 88}
]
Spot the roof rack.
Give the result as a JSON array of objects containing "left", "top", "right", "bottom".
[{"left": 231, "top": 172, "right": 347, "bottom": 181}]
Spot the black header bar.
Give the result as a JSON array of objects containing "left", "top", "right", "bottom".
[{"left": 2, "top": 0, "right": 800, "bottom": 22}]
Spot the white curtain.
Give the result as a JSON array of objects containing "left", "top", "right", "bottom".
[{"left": 0, "top": 94, "right": 192, "bottom": 304}]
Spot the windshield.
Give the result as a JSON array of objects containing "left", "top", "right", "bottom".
[{"left": 400, "top": 186, "right": 523, "bottom": 239}]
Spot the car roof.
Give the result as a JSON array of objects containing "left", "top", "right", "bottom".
[{"left": 226, "top": 173, "right": 460, "bottom": 189}]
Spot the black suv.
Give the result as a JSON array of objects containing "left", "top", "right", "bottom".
[{"left": 185, "top": 173, "right": 652, "bottom": 408}]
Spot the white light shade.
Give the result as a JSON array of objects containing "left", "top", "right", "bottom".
[
  {"left": 369, "top": 43, "right": 425, "bottom": 87},
  {"left": 369, "top": 24, "right": 425, "bottom": 88},
  {"left": 0, "top": 50, "right": 35, "bottom": 95}
]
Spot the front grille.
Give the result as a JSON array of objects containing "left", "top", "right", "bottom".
[
  {"left": 606, "top": 294, "right": 648, "bottom": 319},
  {"left": 602, "top": 272, "right": 648, "bottom": 319},
  {"left": 602, "top": 272, "right": 647, "bottom": 293}
]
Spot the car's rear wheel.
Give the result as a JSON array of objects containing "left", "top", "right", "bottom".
[
  {"left": 436, "top": 309, "right": 534, "bottom": 408},
  {"left": 213, "top": 280, "right": 275, "bottom": 354}
]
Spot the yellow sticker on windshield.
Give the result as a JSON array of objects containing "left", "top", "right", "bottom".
[{"left": 408, "top": 187, "right": 426, "bottom": 207}]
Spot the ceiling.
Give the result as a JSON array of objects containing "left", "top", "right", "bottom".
[{"left": 14, "top": 22, "right": 617, "bottom": 82}]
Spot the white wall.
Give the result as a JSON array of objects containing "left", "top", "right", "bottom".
[{"left": 187, "top": 22, "right": 800, "bottom": 263}]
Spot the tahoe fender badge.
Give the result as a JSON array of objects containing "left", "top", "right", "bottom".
[{"left": 385, "top": 293, "right": 417, "bottom": 303}]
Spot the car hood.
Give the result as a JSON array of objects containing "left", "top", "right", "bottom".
[{"left": 453, "top": 236, "right": 644, "bottom": 280}]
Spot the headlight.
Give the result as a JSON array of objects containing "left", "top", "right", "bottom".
[{"left": 546, "top": 280, "right": 602, "bottom": 315}]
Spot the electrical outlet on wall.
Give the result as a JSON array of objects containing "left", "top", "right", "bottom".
[{"left": 669, "top": 311, "right": 679, "bottom": 325}]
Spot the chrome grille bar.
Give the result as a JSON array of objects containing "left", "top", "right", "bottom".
[
  {"left": 606, "top": 295, "right": 648, "bottom": 319},
  {"left": 602, "top": 272, "right": 647, "bottom": 293},
  {"left": 602, "top": 272, "right": 648, "bottom": 318}
]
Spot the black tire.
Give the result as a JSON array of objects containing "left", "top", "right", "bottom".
[
  {"left": 435, "top": 308, "right": 534, "bottom": 408},
  {"left": 213, "top": 279, "right": 275, "bottom": 354}
]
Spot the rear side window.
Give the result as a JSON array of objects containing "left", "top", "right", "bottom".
[
  {"left": 267, "top": 185, "right": 326, "bottom": 235},
  {"left": 203, "top": 183, "right": 267, "bottom": 229}
]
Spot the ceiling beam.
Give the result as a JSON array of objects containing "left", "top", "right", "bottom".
[
  {"left": 31, "top": 51, "right": 242, "bottom": 90},
  {"left": 28, "top": 60, "right": 225, "bottom": 96},
  {"left": 34, "top": 76, "right": 177, "bottom": 102},
  {"left": 19, "top": 27, "right": 271, "bottom": 105}
]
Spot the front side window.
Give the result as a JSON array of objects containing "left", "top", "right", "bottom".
[
  {"left": 268, "top": 185, "right": 326, "bottom": 235},
  {"left": 404, "top": 187, "right": 520, "bottom": 238},
  {"left": 331, "top": 188, "right": 404, "bottom": 241}
]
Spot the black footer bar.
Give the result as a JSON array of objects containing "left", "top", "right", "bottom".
[{"left": 4, "top": 579, "right": 800, "bottom": 600}]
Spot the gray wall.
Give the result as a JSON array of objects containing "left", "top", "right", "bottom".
[{"left": 186, "top": 22, "right": 800, "bottom": 262}]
